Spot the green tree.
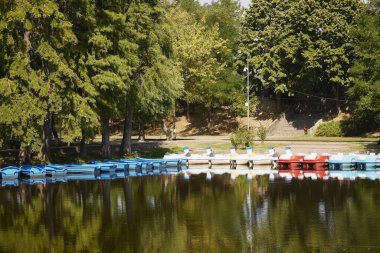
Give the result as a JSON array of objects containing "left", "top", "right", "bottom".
[
  {"left": 176, "top": 0, "right": 246, "bottom": 130},
  {"left": 168, "top": 5, "right": 227, "bottom": 121},
  {"left": 240, "top": 0, "right": 362, "bottom": 112},
  {"left": 57, "top": 0, "right": 103, "bottom": 156},
  {"left": 203, "top": 0, "right": 244, "bottom": 130},
  {"left": 119, "top": 0, "right": 183, "bottom": 152},
  {"left": 348, "top": 0, "right": 380, "bottom": 133},
  {"left": 85, "top": 0, "right": 137, "bottom": 158},
  {"left": 0, "top": 0, "right": 98, "bottom": 163}
]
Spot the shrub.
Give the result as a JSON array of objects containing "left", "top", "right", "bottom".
[
  {"left": 123, "top": 150, "right": 139, "bottom": 159},
  {"left": 314, "top": 121, "right": 343, "bottom": 137},
  {"left": 230, "top": 128, "right": 254, "bottom": 148},
  {"left": 257, "top": 124, "right": 267, "bottom": 143}
]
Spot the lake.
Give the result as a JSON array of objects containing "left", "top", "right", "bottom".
[{"left": 1, "top": 172, "right": 380, "bottom": 253}]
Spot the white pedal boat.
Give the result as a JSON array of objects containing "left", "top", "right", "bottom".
[{"left": 163, "top": 147, "right": 278, "bottom": 166}]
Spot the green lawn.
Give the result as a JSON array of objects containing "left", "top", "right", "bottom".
[{"left": 267, "top": 136, "right": 378, "bottom": 142}]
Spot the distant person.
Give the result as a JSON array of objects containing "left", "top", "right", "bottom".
[
  {"left": 206, "top": 146, "right": 215, "bottom": 157},
  {"left": 304, "top": 127, "right": 308, "bottom": 135},
  {"left": 183, "top": 146, "right": 191, "bottom": 157}
]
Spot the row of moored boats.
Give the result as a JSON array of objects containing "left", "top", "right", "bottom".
[
  {"left": 1, "top": 146, "right": 379, "bottom": 185},
  {"left": 0, "top": 158, "right": 185, "bottom": 180},
  {"left": 164, "top": 146, "right": 380, "bottom": 170}
]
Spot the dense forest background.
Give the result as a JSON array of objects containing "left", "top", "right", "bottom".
[{"left": 0, "top": 0, "right": 379, "bottom": 163}]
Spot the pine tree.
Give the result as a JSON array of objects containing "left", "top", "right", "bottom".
[
  {"left": 0, "top": 0, "right": 97, "bottom": 163},
  {"left": 84, "top": 0, "right": 138, "bottom": 158},
  {"left": 120, "top": 0, "right": 183, "bottom": 151}
]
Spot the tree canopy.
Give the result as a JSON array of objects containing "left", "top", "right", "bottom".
[
  {"left": 239, "top": 0, "right": 362, "bottom": 105},
  {"left": 348, "top": 0, "right": 380, "bottom": 133}
]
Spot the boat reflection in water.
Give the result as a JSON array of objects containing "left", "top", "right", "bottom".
[{"left": 1, "top": 167, "right": 380, "bottom": 253}]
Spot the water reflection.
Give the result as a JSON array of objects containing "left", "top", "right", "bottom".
[{"left": 0, "top": 174, "right": 380, "bottom": 252}]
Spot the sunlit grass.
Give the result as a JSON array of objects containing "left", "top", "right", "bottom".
[{"left": 268, "top": 136, "right": 378, "bottom": 142}]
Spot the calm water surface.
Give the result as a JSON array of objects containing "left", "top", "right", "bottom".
[{"left": 1, "top": 173, "right": 380, "bottom": 253}]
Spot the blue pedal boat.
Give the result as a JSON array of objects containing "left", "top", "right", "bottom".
[
  {"left": 46, "top": 177, "right": 67, "bottom": 183},
  {"left": 115, "top": 171, "right": 129, "bottom": 178},
  {"left": 97, "top": 173, "right": 118, "bottom": 180},
  {"left": 134, "top": 158, "right": 167, "bottom": 170},
  {"left": 116, "top": 160, "right": 144, "bottom": 174},
  {"left": 21, "top": 178, "right": 46, "bottom": 185},
  {"left": 66, "top": 174, "right": 97, "bottom": 181},
  {"left": 89, "top": 161, "right": 128, "bottom": 172},
  {"left": 55, "top": 164, "right": 100, "bottom": 174},
  {"left": 20, "top": 165, "right": 46, "bottom": 178},
  {"left": 328, "top": 154, "right": 358, "bottom": 170},
  {"left": 94, "top": 164, "right": 117, "bottom": 173},
  {"left": 40, "top": 165, "right": 67, "bottom": 177},
  {"left": 1, "top": 179, "right": 19, "bottom": 187},
  {"left": 119, "top": 159, "right": 153, "bottom": 173},
  {"left": 356, "top": 154, "right": 380, "bottom": 170},
  {"left": 0, "top": 166, "right": 20, "bottom": 179}
]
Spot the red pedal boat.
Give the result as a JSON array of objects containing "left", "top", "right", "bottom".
[
  {"left": 301, "top": 153, "right": 330, "bottom": 170},
  {"left": 278, "top": 147, "right": 304, "bottom": 170}
]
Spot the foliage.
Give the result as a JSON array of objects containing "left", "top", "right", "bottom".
[
  {"left": 314, "top": 121, "right": 343, "bottom": 137},
  {"left": 257, "top": 124, "right": 268, "bottom": 143},
  {"left": 122, "top": 150, "right": 140, "bottom": 159},
  {"left": 133, "top": 1, "right": 184, "bottom": 120},
  {"left": 0, "top": 0, "right": 185, "bottom": 162},
  {"left": 239, "top": 0, "right": 362, "bottom": 99},
  {"left": 176, "top": 0, "right": 244, "bottom": 115},
  {"left": 0, "top": 0, "right": 99, "bottom": 161},
  {"left": 168, "top": 4, "right": 228, "bottom": 107},
  {"left": 230, "top": 128, "right": 254, "bottom": 148},
  {"left": 348, "top": 0, "right": 380, "bottom": 133}
]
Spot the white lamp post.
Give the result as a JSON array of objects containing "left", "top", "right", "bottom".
[
  {"left": 245, "top": 38, "right": 258, "bottom": 130},
  {"left": 246, "top": 55, "right": 250, "bottom": 130}
]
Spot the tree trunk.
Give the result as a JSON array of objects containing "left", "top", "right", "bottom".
[
  {"left": 40, "top": 111, "right": 52, "bottom": 163},
  {"left": 120, "top": 102, "right": 133, "bottom": 154},
  {"left": 161, "top": 118, "right": 171, "bottom": 141},
  {"left": 186, "top": 102, "right": 190, "bottom": 120},
  {"left": 80, "top": 129, "right": 87, "bottom": 156},
  {"left": 207, "top": 108, "right": 212, "bottom": 133},
  {"left": 101, "top": 117, "right": 111, "bottom": 158},
  {"left": 18, "top": 144, "right": 31, "bottom": 165},
  {"left": 51, "top": 114, "right": 59, "bottom": 141},
  {"left": 276, "top": 93, "right": 282, "bottom": 113},
  {"left": 138, "top": 122, "right": 145, "bottom": 141}
]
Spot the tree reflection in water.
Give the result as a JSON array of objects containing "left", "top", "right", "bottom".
[{"left": 0, "top": 175, "right": 380, "bottom": 252}]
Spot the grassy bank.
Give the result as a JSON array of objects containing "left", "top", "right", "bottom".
[{"left": 267, "top": 136, "right": 379, "bottom": 142}]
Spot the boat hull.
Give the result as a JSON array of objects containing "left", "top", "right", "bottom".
[
  {"left": 0, "top": 167, "right": 20, "bottom": 180},
  {"left": 20, "top": 166, "right": 46, "bottom": 178}
]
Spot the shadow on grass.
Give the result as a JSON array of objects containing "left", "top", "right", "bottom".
[{"left": 361, "top": 143, "right": 380, "bottom": 153}]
